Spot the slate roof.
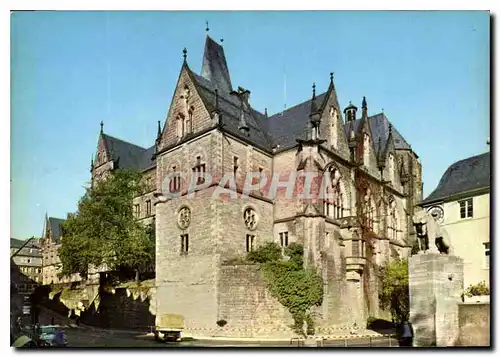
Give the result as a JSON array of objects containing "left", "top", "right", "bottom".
[
  {"left": 190, "top": 69, "right": 274, "bottom": 152},
  {"left": 47, "top": 217, "right": 65, "bottom": 243},
  {"left": 10, "top": 238, "right": 28, "bottom": 249},
  {"left": 96, "top": 36, "right": 413, "bottom": 168},
  {"left": 10, "top": 238, "right": 42, "bottom": 256},
  {"left": 201, "top": 36, "right": 233, "bottom": 94},
  {"left": 421, "top": 152, "right": 490, "bottom": 205},
  {"left": 264, "top": 93, "right": 328, "bottom": 151},
  {"left": 343, "top": 113, "right": 411, "bottom": 154},
  {"left": 102, "top": 134, "right": 156, "bottom": 171}
]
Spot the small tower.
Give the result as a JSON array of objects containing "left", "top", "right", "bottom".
[
  {"left": 155, "top": 121, "right": 162, "bottom": 150},
  {"left": 344, "top": 101, "right": 358, "bottom": 122},
  {"left": 309, "top": 83, "right": 321, "bottom": 140},
  {"left": 230, "top": 87, "right": 250, "bottom": 134},
  {"left": 361, "top": 96, "right": 368, "bottom": 119},
  {"left": 211, "top": 89, "right": 223, "bottom": 126}
]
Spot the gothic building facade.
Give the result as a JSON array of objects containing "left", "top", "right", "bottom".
[{"left": 87, "top": 35, "right": 422, "bottom": 336}]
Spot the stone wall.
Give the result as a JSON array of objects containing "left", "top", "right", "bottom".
[
  {"left": 409, "top": 254, "right": 464, "bottom": 347},
  {"left": 87, "top": 288, "right": 155, "bottom": 330},
  {"left": 216, "top": 264, "right": 294, "bottom": 338},
  {"left": 455, "top": 302, "right": 490, "bottom": 346}
]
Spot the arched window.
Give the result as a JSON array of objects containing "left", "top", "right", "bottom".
[
  {"left": 329, "top": 106, "right": 338, "bottom": 150},
  {"left": 388, "top": 153, "right": 395, "bottom": 183},
  {"left": 363, "top": 188, "right": 376, "bottom": 231},
  {"left": 387, "top": 199, "right": 398, "bottom": 240},
  {"left": 176, "top": 115, "right": 184, "bottom": 138},
  {"left": 324, "top": 167, "right": 343, "bottom": 219},
  {"left": 363, "top": 133, "right": 370, "bottom": 166},
  {"left": 97, "top": 152, "right": 101, "bottom": 165}
]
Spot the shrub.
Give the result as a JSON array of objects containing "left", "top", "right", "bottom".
[
  {"left": 246, "top": 242, "right": 323, "bottom": 336},
  {"left": 463, "top": 281, "right": 490, "bottom": 297},
  {"left": 247, "top": 242, "right": 282, "bottom": 263},
  {"left": 379, "top": 259, "right": 409, "bottom": 323}
]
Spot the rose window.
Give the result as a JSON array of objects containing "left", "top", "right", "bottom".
[
  {"left": 177, "top": 207, "right": 191, "bottom": 229},
  {"left": 243, "top": 207, "right": 258, "bottom": 230}
]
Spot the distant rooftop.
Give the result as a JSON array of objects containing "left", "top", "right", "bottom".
[{"left": 421, "top": 152, "right": 490, "bottom": 205}]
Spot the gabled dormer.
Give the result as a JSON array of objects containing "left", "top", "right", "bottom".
[
  {"left": 318, "top": 73, "right": 351, "bottom": 162},
  {"left": 352, "top": 97, "right": 378, "bottom": 177},
  {"left": 155, "top": 36, "right": 242, "bottom": 154},
  {"left": 378, "top": 124, "right": 397, "bottom": 184}
]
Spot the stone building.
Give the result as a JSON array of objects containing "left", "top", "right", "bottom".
[
  {"left": 41, "top": 215, "right": 82, "bottom": 285},
  {"left": 419, "top": 152, "right": 490, "bottom": 290},
  {"left": 89, "top": 35, "right": 423, "bottom": 336},
  {"left": 10, "top": 238, "right": 43, "bottom": 295}
]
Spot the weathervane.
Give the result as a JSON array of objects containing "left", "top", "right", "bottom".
[{"left": 206, "top": 21, "right": 209, "bottom": 33}]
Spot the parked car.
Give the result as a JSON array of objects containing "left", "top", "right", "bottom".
[
  {"left": 37, "top": 325, "right": 67, "bottom": 347},
  {"left": 12, "top": 335, "right": 38, "bottom": 348}
]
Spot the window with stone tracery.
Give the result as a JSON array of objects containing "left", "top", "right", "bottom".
[
  {"left": 329, "top": 106, "right": 338, "bottom": 150},
  {"left": 192, "top": 156, "right": 206, "bottom": 185},
  {"left": 363, "top": 188, "right": 376, "bottom": 231},
  {"left": 179, "top": 86, "right": 193, "bottom": 136},
  {"left": 324, "top": 167, "right": 344, "bottom": 219},
  {"left": 363, "top": 133, "right": 370, "bottom": 166},
  {"left": 387, "top": 198, "right": 398, "bottom": 240},
  {"left": 388, "top": 153, "right": 395, "bottom": 184},
  {"left": 176, "top": 115, "right": 184, "bottom": 138}
]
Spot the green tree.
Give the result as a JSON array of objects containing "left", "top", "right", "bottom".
[
  {"left": 59, "top": 169, "right": 154, "bottom": 280},
  {"left": 379, "top": 258, "right": 409, "bottom": 323}
]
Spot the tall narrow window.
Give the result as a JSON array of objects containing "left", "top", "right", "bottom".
[
  {"left": 352, "top": 239, "right": 360, "bottom": 256},
  {"left": 484, "top": 242, "right": 490, "bottom": 268},
  {"left": 329, "top": 106, "right": 338, "bottom": 150},
  {"left": 364, "top": 195, "right": 375, "bottom": 231},
  {"left": 134, "top": 204, "right": 140, "bottom": 218},
  {"left": 246, "top": 234, "right": 255, "bottom": 252},
  {"left": 324, "top": 167, "right": 343, "bottom": 219},
  {"left": 459, "top": 198, "right": 473, "bottom": 219},
  {"left": 233, "top": 157, "right": 239, "bottom": 177},
  {"left": 258, "top": 168, "right": 264, "bottom": 191},
  {"left": 169, "top": 166, "right": 181, "bottom": 193},
  {"left": 363, "top": 133, "right": 370, "bottom": 166},
  {"left": 388, "top": 154, "right": 395, "bottom": 183},
  {"left": 181, "top": 234, "right": 189, "bottom": 254},
  {"left": 279, "top": 232, "right": 289, "bottom": 247},
  {"left": 146, "top": 200, "right": 152, "bottom": 216},
  {"left": 192, "top": 156, "right": 206, "bottom": 185}
]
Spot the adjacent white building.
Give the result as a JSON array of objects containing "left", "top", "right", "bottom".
[{"left": 419, "top": 152, "right": 490, "bottom": 289}]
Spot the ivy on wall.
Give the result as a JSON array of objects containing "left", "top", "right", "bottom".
[{"left": 246, "top": 242, "right": 323, "bottom": 336}]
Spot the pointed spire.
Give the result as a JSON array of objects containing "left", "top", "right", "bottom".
[
  {"left": 264, "top": 108, "right": 268, "bottom": 118},
  {"left": 157, "top": 120, "right": 162, "bottom": 141},
  {"left": 310, "top": 83, "right": 319, "bottom": 119},
  {"left": 361, "top": 96, "right": 368, "bottom": 119},
  {"left": 377, "top": 136, "right": 386, "bottom": 169},
  {"left": 100, "top": 121, "right": 104, "bottom": 134},
  {"left": 214, "top": 88, "right": 219, "bottom": 111},
  {"left": 183, "top": 47, "right": 187, "bottom": 62},
  {"left": 329, "top": 72, "right": 334, "bottom": 87},
  {"left": 205, "top": 21, "right": 209, "bottom": 33},
  {"left": 201, "top": 36, "right": 233, "bottom": 92},
  {"left": 90, "top": 155, "right": 94, "bottom": 172},
  {"left": 212, "top": 88, "right": 222, "bottom": 126}
]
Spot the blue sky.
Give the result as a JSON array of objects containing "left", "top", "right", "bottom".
[{"left": 11, "top": 11, "right": 490, "bottom": 239}]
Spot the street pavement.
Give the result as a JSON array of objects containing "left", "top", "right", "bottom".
[{"left": 63, "top": 327, "right": 399, "bottom": 348}]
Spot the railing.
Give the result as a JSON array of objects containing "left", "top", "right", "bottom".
[{"left": 290, "top": 335, "right": 398, "bottom": 347}]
